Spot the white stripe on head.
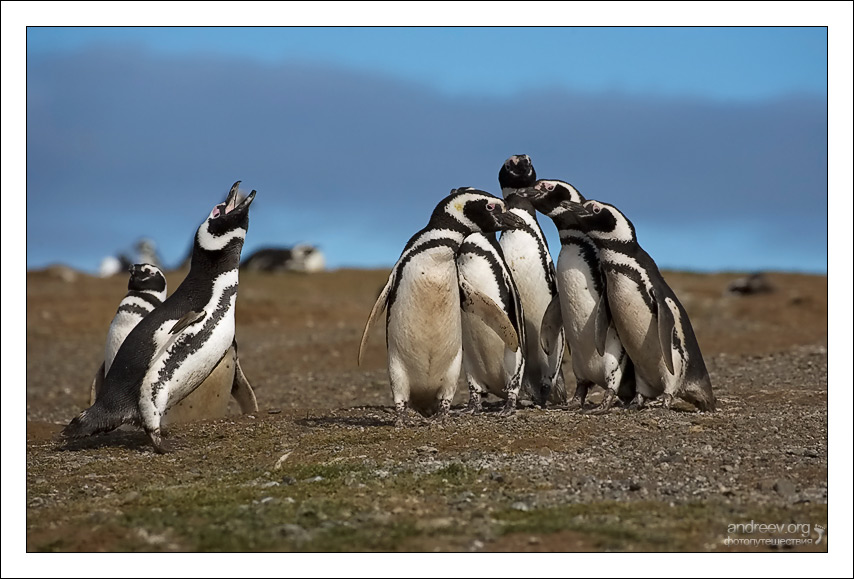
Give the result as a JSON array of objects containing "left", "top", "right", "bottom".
[
  {"left": 585, "top": 201, "right": 635, "bottom": 242},
  {"left": 196, "top": 221, "right": 247, "bottom": 251},
  {"left": 444, "top": 191, "right": 503, "bottom": 232}
]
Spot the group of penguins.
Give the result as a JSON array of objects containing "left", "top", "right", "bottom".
[
  {"left": 61, "top": 156, "right": 716, "bottom": 453},
  {"left": 359, "top": 154, "right": 716, "bottom": 426}
]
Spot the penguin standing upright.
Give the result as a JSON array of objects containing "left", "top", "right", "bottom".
[
  {"left": 497, "top": 155, "right": 567, "bottom": 406},
  {"left": 63, "top": 182, "right": 257, "bottom": 451},
  {"left": 358, "top": 188, "right": 525, "bottom": 425},
  {"left": 561, "top": 198, "right": 716, "bottom": 411},
  {"left": 456, "top": 232, "right": 525, "bottom": 416},
  {"left": 90, "top": 264, "right": 168, "bottom": 404},
  {"left": 518, "top": 180, "right": 636, "bottom": 412}
]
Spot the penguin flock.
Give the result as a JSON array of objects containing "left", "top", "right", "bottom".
[
  {"left": 360, "top": 154, "right": 715, "bottom": 423},
  {"left": 61, "top": 158, "right": 715, "bottom": 453}
]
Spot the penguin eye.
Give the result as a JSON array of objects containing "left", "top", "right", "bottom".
[
  {"left": 545, "top": 183, "right": 555, "bottom": 191},
  {"left": 592, "top": 204, "right": 601, "bottom": 214},
  {"left": 486, "top": 203, "right": 497, "bottom": 212}
]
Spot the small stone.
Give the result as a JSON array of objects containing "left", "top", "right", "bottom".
[
  {"left": 304, "top": 476, "right": 324, "bottom": 483},
  {"left": 773, "top": 478, "right": 796, "bottom": 497},
  {"left": 628, "top": 482, "right": 642, "bottom": 492},
  {"left": 280, "top": 476, "right": 296, "bottom": 485},
  {"left": 511, "top": 502, "right": 530, "bottom": 512}
]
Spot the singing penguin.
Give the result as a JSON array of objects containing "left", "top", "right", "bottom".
[
  {"left": 358, "top": 188, "right": 525, "bottom": 425},
  {"left": 561, "top": 198, "right": 716, "bottom": 411},
  {"left": 497, "top": 155, "right": 567, "bottom": 406},
  {"left": 63, "top": 181, "right": 257, "bottom": 451}
]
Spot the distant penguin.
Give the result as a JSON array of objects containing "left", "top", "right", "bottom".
[
  {"left": 358, "top": 188, "right": 526, "bottom": 425},
  {"left": 63, "top": 182, "right": 257, "bottom": 451},
  {"left": 518, "top": 180, "right": 636, "bottom": 412},
  {"left": 560, "top": 198, "right": 716, "bottom": 411},
  {"left": 498, "top": 155, "right": 567, "bottom": 406},
  {"left": 456, "top": 232, "right": 526, "bottom": 416}
]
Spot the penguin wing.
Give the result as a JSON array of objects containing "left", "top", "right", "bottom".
[
  {"left": 169, "top": 310, "right": 207, "bottom": 334},
  {"left": 593, "top": 293, "right": 610, "bottom": 357},
  {"left": 652, "top": 288, "right": 677, "bottom": 375},
  {"left": 459, "top": 275, "right": 520, "bottom": 352},
  {"left": 89, "top": 362, "right": 105, "bottom": 405},
  {"left": 357, "top": 270, "right": 395, "bottom": 366},
  {"left": 540, "top": 294, "right": 564, "bottom": 356},
  {"left": 231, "top": 355, "right": 259, "bottom": 414}
]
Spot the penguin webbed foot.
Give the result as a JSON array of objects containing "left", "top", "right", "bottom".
[
  {"left": 567, "top": 381, "right": 591, "bottom": 411},
  {"left": 498, "top": 393, "right": 517, "bottom": 417},
  {"left": 394, "top": 404, "right": 428, "bottom": 427},
  {"left": 146, "top": 428, "right": 170, "bottom": 453},
  {"left": 460, "top": 394, "right": 483, "bottom": 415},
  {"left": 585, "top": 389, "right": 619, "bottom": 415},
  {"left": 626, "top": 393, "right": 647, "bottom": 410}
]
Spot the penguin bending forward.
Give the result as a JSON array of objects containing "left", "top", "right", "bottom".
[
  {"left": 358, "top": 188, "right": 525, "bottom": 425},
  {"left": 498, "top": 155, "right": 567, "bottom": 406},
  {"left": 63, "top": 182, "right": 257, "bottom": 451},
  {"left": 517, "top": 180, "right": 636, "bottom": 412},
  {"left": 456, "top": 232, "right": 526, "bottom": 416},
  {"left": 560, "top": 198, "right": 716, "bottom": 411}
]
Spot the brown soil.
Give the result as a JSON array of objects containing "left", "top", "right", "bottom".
[{"left": 25, "top": 269, "right": 828, "bottom": 553}]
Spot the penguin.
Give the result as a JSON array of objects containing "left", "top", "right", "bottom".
[
  {"left": 358, "top": 188, "right": 526, "bottom": 425},
  {"left": 90, "top": 265, "right": 257, "bottom": 423},
  {"left": 456, "top": 232, "right": 526, "bottom": 416},
  {"left": 517, "top": 180, "right": 636, "bottom": 412},
  {"left": 63, "top": 181, "right": 257, "bottom": 451},
  {"left": 89, "top": 263, "right": 167, "bottom": 405},
  {"left": 497, "top": 155, "right": 567, "bottom": 406},
  {"left": 559, "top": 198, "right": 716, "bottom": 411}
]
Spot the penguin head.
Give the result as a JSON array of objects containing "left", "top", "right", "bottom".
[
  {"left": 517, "top": 179, "right": 586, "bottom": 218},
  {"left": 196, "top": 181, "right": 257, "bottom": 252},
  {"left": 566, "top": 199, "right": 637, "bottom": 243},
  {"left": 127, "top": 263, "right": 167, "bottom": 295},
  {"left": 435, "top": 188, "right": 526, "bottom": 233},
  {"left": 498, "top": 154, "right": 537, "bottom": 194}
]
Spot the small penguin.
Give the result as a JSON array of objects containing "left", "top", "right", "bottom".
[
  {"left": 518, "top": 180, "right": 636, "bottom": 412},
  {"left": 90, "top": 263, "right": 168, "bottom": 404},
  {"left": 358, "top": 188, "right": 525, "bottom": 425},
  {"left": 456, "top": 232, "right": 526, "bottom": 416},
  {"left": 63, "top": 181, "right": 257, "bottom": 451},
  {"left": 497, "top": 155, "right": 567, "bottom": 406},
  {"left": 560, "top": 198, "right": 716, "bottom": 411}
]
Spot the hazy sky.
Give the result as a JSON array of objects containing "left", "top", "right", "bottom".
[{"left": 10, "top": 6, "right": 844, "bottom": 275}]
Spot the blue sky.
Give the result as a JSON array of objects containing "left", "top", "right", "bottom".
[{"left": 9, "top": 6, "right": 845, "bottom": 275}]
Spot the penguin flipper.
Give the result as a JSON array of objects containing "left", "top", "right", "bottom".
[
  {"left": 459, "top": 276, "right": 520, "bottom": 352},
  {"left": 358, "top": 272, "right": 394, "bottom": 365},
  {"left": 231, "top": 356, "right": 259, "bottom": 414},
  {"left": 593, "top": 294, "right": 610, "bottom": 357},
  {"left": 539, "top": 294, "right": 563, "bottom": 355},
  {"left": 90, "top": 362, "right": 105, "bottom": 405},
  {"left": 652, "top": 288, "right": 676, "bottom": 375},
  {"left": 170, "top": 310, "right": 207, "bottom": 334}
]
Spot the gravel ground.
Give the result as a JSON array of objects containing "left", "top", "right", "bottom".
[{"left": 23, "top": 268, "right": 831, "bottom": 555}]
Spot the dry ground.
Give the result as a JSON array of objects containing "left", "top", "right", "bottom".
[{"left": 25, "top": 268, "right": 828, "bottom": 552}]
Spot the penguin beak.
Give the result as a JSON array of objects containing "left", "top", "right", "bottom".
[
  {"left": 515, "top": 186, "right": 546, "bottom": 201},
  {"left": 496, "top": 209, "right": 526, "bottom": 231},
  {"left": 561, "top": 200, "right": 590, "bottom": 215},
  {"left": 222, "top": 182, "right": 256, "bottom": 215}
]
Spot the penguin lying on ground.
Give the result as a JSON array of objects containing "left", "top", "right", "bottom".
[
  {"left": 63, "top": 181, "right": 257, "bottom": 451},
  {"left": 558, "top": 198, "right": 716, "bottom": 411},
  {"left": 456, "top": 232, "right": 525, "bottom": 416},
  {"left": 517, "top": 180, "right": 636, "bottom": 412},
  {"left": 358, "top": 188, "right": 525, "bottom": 426},
  {"left": 497, "top": 155, "right": 567, "bottom": 406}
]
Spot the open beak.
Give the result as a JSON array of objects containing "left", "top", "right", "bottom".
[{"left": 223, "top": 181, "right": 256, "bottom": 214}]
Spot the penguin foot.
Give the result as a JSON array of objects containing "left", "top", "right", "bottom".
[
  {"left": 566, "top": 395, "right": 584, "bottom": 411},
  {"left": 626, "top": 393, "right": 647, "bottom": 410},
  {"left": 498, "top": 394, "right": 517, "bottom": 417},
  {"left": 460, "top": 392, "right": 483, "bottom": 415},
  {"left": 145, "top": 428, "right": 169, "bottom": 453},
  {"left": 586, "top": 390, "right": 618, "bottom": 415},
  {"left": 394, "top": 405, "right": 426, "bottom": 428},
  {"left": 662, "top": 393, "right": 674, "bottom": 410}
]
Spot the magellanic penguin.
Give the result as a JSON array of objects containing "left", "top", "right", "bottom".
[
  {"left": 497, "top": 155, "right": 567, "bottom": 406},
  {"left": 63, "top": 181, "right": 257, "bottom": 451},
  {"left": 89, "top": 265, "right": 258, "bottom": 422},
  {"left": 456, "top": 232, "right": 526, "bottom": 416},
  {"left": 517, "top": 180, "right": 636, "bottom": 412},
  {"left": 561, "top": 198, "right": 716, "bottom": 411},
  {"left": 358, "top": 188, "right": 526, "bottom": 425}
]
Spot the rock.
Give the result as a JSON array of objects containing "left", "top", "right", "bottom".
[
  {"left": 511, "top": 502, "right": 530, "bottom": 512},
  {"left": 279, "top": 524, "right": 310, "bottom": 542}
]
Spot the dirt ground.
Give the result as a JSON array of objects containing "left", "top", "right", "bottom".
[{"left": 24, "top": 267, "right": 829, "bottom": 553}]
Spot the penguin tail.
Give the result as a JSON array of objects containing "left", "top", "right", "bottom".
[{"left": 61, "top": 402, "right": 125, "bottom": 439}]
